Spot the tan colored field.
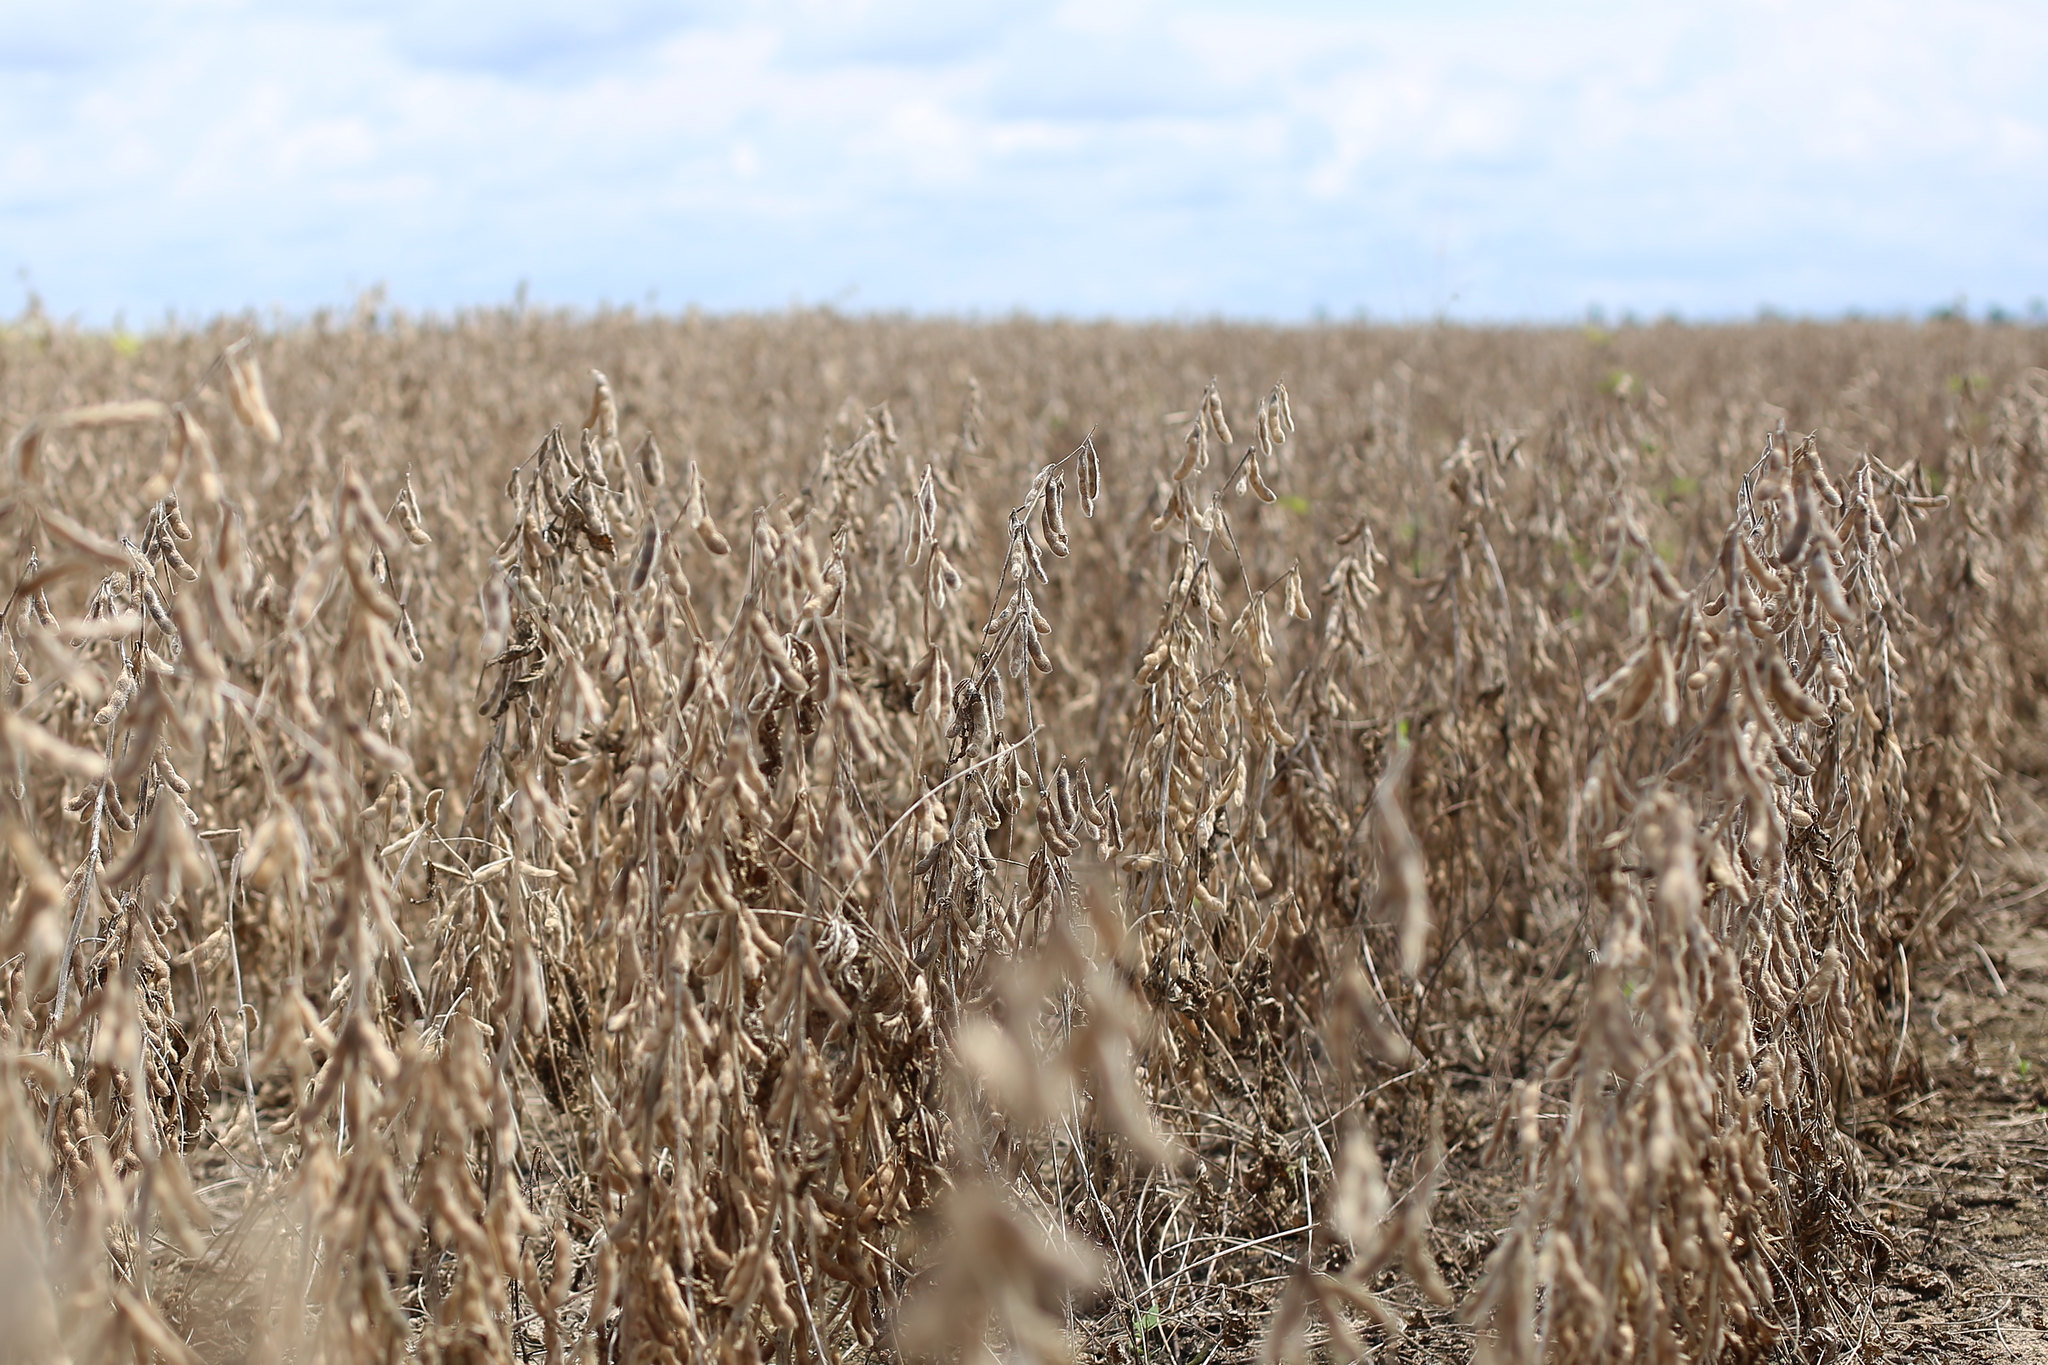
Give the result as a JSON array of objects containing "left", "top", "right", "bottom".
[{"left": 2, "top": 312, "right": 2046, "bottom": 1362}]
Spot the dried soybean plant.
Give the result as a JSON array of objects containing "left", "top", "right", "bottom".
[
  {"left": 1454, "top": 432, "right": 1977, "bottom": 1363},
  {"left": 0, "top": 313, "right": 2041, "bottom": 1365},
  {"left": 0, "top": 347, "right": 430, "bottom": 1361}
]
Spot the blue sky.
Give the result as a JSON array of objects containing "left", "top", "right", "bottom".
[{"left": 4, "top": 0, "right": 2046, "bottom": 324}]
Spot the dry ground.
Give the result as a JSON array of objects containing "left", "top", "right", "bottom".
[{"left": 1866, "top": 898, "right": 2048, "bottom": 1359}]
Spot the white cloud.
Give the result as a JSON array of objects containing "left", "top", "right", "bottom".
[{"left": 1, "top": 0, "right": 2044, "bottom": 321}]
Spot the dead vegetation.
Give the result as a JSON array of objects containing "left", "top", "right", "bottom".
[{"left": 0, "top": 312, "right": 2045, "bottom": 1362}]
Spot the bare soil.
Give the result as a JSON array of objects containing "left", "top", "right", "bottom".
[{"left": 1867, "top": 902, "right": 2048, "bottom": 1360}]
